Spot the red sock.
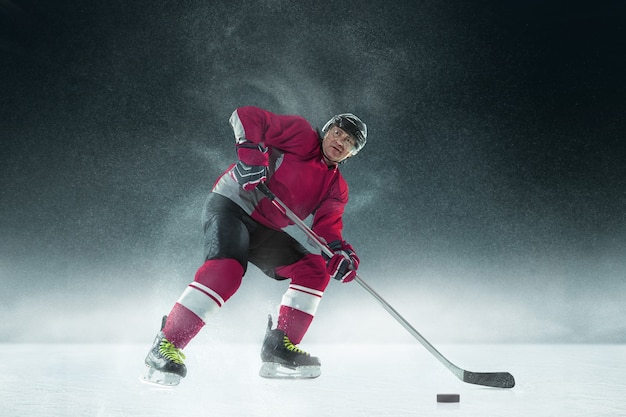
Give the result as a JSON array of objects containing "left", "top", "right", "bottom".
[
  {"left": 277, "top": 305, "right": 313, "bottom": 344},
  {"left": 162, "top": 303, "right": 205, "bottom": 349}
]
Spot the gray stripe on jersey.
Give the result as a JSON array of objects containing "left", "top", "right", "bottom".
[{"left": 229, "top": 110, "right": 246, "bottom": 142}]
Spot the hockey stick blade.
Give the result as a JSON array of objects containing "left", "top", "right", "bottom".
[{"left": 463, "top": 370, "right": 515, "bottom": 388}]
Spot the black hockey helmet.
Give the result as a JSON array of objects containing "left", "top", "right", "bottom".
[{"left": 322, "top": 113, "right": 367, "bottom": 155}]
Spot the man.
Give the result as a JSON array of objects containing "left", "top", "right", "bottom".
[{"left": 143, "top": 106, "right": 367, "bottom": 385}]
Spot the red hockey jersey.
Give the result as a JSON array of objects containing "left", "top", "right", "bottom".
[{"left": 212, "top": 106, "right": 348, "bottom": 244}]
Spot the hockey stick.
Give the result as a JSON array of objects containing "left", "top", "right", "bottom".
[{"left": 257, "top": 183, "right": 515, "bottom": 389}]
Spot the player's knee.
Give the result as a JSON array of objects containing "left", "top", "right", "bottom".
[
  {"left": 277, "top": 254, "right": 330, "bottom": 291},
  {"left": 194, "top": 258, "right": 244, "bottom": 302}
]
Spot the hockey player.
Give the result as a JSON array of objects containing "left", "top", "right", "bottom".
[{"left": 143, "top": 106, "right": 367, "bottom": 385}]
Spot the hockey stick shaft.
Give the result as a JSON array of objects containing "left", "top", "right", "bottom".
[{"left": 257, "top": 183, "right": 515, "bottom": 388}]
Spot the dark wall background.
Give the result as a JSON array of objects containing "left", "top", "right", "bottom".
[{"left": 1, "top": 1, "right": 624, "bottom": 344}]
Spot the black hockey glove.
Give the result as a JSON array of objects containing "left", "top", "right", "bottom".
[
  {"left": 232, "top": 142, "right": 269, "bottom": 191},
  {"left": 324, "top": 240, "right": 360, "bottom": 283}
]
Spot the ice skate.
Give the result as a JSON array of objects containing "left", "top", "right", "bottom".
[
  {"left": 141, "top": 316, "right": 187, "bottom": 387},
  {"left": 259, "top": 315, "right": 321, "bottom": 379}
]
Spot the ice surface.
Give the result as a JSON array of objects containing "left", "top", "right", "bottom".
[{"left": 2, "top": 343, "right": 624, "bottom": 417}]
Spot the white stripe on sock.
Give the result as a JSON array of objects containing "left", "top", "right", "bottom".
[
  {"left": 280, "top": 286, "right": 323, "bottom": 316},
  {"left": 177, "top": 284, "right": 222, "bottom": 322},
  {"left": 188, "top": 282, "right": 226, "bottom": 306}
]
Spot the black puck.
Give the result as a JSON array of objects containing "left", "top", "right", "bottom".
[{"left": 437, "top": 393, "right": 460, "bottom": 403}]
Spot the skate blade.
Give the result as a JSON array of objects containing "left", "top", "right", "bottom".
[
  {"left": 140, "top": 366, "right": 182, "bottom": 387},
  {"left": 259, "top": 362, "right": 321, "bottom": 379}
]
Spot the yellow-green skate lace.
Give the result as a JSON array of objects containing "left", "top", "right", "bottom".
[
  {"left": 159, "top": 339, "right": 186, "bottom": 364},
  {"left": 283, "top": 336, "right": 309, "bottom": 356}
]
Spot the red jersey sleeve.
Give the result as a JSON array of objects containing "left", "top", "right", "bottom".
[{"left": 230, "top": 106, "right": 320, "bottom": 158}]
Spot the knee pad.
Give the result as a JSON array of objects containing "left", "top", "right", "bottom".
[
  {"left": 275, "top": 254, "right": 330, "bottom": 292},
  {"left": 177, "top": 259, "right": 244, "bottom": 322},
  {"left": 193, "top": 258, "right": 244, "bottom": 304}
]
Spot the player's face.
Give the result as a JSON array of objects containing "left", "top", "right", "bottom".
[{"left": 322, "top": 126, "right": 356, "bottom": 165}]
